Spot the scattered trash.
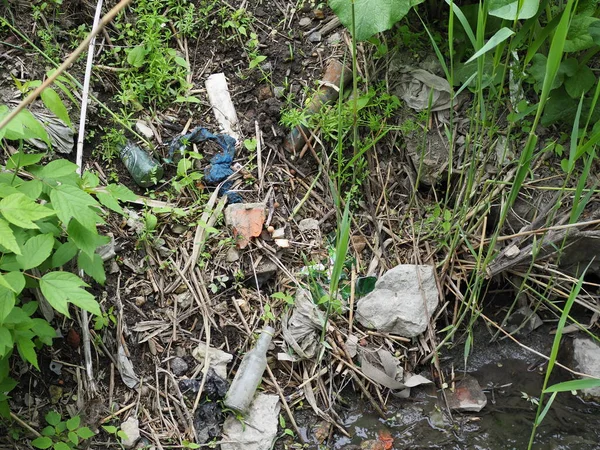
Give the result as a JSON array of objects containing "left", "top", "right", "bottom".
[
  {"left": 358, "top": 347, "right": 432, "bottom": 396},
  {"left": 194, "top": 401, "right": 223, "bottom": 444},
  {"left": 505, "top": 305, "right": 543, "bottom": 336},
  {"left": 446, "top": 375, "right": 488, "bottom": 412},
  {"left": 28, "top": 110, "right": 74, "bottom": 154},
  {"left": 224, "top": 203, "right": 266, "bottom": 249},
  {"left": 135, "top": 120, "right": 154, "bottom": 139},
  {"left": 192, "top": 342, "right": 233, "bottom": 379},
  {"left": 298, "top": 218, "right": 319, "bottom": 232},
  {"left": 169, "top": 357, "right": 188, "bottom": 376},
  {"left": 179, "top": 368, "right": 229, "bottom": 400},
  {"left": 205, "top": 73, "right": 240, "bottom": 141},
  {"left": 117, "top": 345, "right": 140, "bottom": 389},
  {"left": 274, "top": 238, "right": 290, "bottom": 248},
  {"left": 221, "top": 393, "right": 280, "bottom": 450},
  {"left": 283, "top": 59, "right": 352, "bottom": 153},
  {"left": 356, "top": 264, "right": 439, "bottom": 337},
  {"left": 119, "top": 417, "right": 140, "bottom": 449},
  {"left": 167, "top": 127, "right": 242, "bottom": 203},
  {"left": 119, "top": 141, "right": 164, "bottom": 188},
  {"left": 224, "top": 326, "right": 274, "bottom": 414},
  {"left": 96, "top": 235, "right": 116, "bottom": 261},
  {"left": 392, "top": 65, "right": 452, "bottom": 112},
  {"left": 271, "top": 227, "right": 286, "bottom": 239},
  {"left": 282, "top": 289, "right": 326, "bottom": 359},
  {"left": 571, "top": 337, "right": 600, "bottom": 399},
  {"left": 49, "top": 361, "right": 62, "bottom": 376}
]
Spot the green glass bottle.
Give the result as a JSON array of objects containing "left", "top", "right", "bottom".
[{"left": 119, "top": 141, "right": 164, "bottom": 187}]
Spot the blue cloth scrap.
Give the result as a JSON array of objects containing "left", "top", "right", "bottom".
[{"left": 167, "top": 127, "right": 241, "bottom": 203}]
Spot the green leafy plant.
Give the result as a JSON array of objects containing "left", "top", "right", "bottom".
[
  {"left": 0, "top": 104, "right": 137, "bottom": 416},
  {"left": 31, "top": 411, "right": 95, "bottom": 450},
  {"left": 102, "top": 424, "right": 129, "bottom": 448}
]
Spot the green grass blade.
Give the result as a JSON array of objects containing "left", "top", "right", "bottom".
[
  {"left": 567, "top": 94, "right": 585, "bottom": 173},
  {"left": 545, "top": 377, "right": 600, "bottom": 393},
  {"left": 466, "top": 27, "right": 515, "bottom": 64},
  {"left": 445, "top": 0, "right": 476, "bottom": 49}
]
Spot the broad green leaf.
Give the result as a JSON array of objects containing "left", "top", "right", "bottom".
[
  {"left": 174, "top": 56, "right": 188, "bottom": 69},
  {"left": 488, "top": 0, "right": 539, "bottom": 20},
  {"left": 564, "top": 65, "right": 596, "bottom": 99},
  {"left": 76, "top": 427, "right": 95, "bottom": 439},
  {"left": 565, "top": 15, "right": 600, "bottom": 52},
  {"left": 31, "top": 318, "right": 55, "bottom": 345},
  {"left": 16, "top": 233, "right": 54, "bottom": 270},
  {"left": 0, "top": 218, "right": 20, "bottom": 254},
  {"left": 17, "top": 180, "right": 43, "bottom": 200},
  {"left": 96, "top": 191, "right": 123, "bottom": 214},
  {"left": 106, "top": 183, "right": 137, "bottom": 202},
  {"left": 31, "top": 437, "right": 53, "bottom": 449},
  {"left": 40, "top": 88, "right": 71, "bottom": 127},
  {"left": 66, "top": 415, "right": 80, "bottom": 431},
  {"left": 68, "top": 431, "right": 79, "bottom": 445},
  {"left": 40, "top": 272, "right": 100, "bottom": 317},
  {"left": 53, "top": 442, "right": 71, "bottom": 450},
  {"left": 127, "top": 45, "right": 148, "bottom": 67},
  {"left": 590, "top": 20, "right": 600, "bottom": 45},
  {"left": 67, "top": 219, "right": 109, "bottom": 260},
  {"left": 544, "top": 377, "right": 600, "bottom": 393},
  {"left": 52, "top": 241, "right": 78, "bottom": 268},
  {"left": 329, "top": 0, "right": 426, "bottom": 41},
  {"left": 175, "top": 96, "right": 202, "bottom": 103},
  {"left": 15, "top": 333, "right": 38, "bottom": 369},
  {"left": 0, "top": 327, "right": 13, "bottom": 356},
  {"left": 5, "top": 152, "right": 45, "bottom": 170},
  {"left": 36, "top": 159, "right": 78, "bottom": 180},
  {"left": 22, "top": 301, "right": 38, "bottom": 317},
  {"left": 4, "top": 271, "right": 25, "bottom": 294},
  {"left": 0, "top": 286, "right": 15, "bottom": 324},
  {"left": 0, "top": 193, "right": 55, "bottom": 229},
  {"left": 49, "top": 184, "right": 100, "bottom": 229},
  {"left": 46, "top": 410, "right": 61, "bottom": 426},
  {"left": 8, "top": 109, "right": 49, "bottom": 144},
  {"left": 78, "top": 252, "right": 106, "bottom": 285},
  {"left": 466, "top": 27, "right": 515, "bottom": 64}
]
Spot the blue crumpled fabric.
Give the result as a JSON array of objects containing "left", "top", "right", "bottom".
[{"left": 167, "top": 127, "right": 242, "bottom": 203}]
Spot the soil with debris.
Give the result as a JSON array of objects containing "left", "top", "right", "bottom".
[{"left": 2, "top": 1, "right": 600, "bottom": 450}]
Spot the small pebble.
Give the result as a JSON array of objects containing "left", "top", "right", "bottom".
[
  {"left": 308, "top": 31, "right": 322, "bottom": 43},
  {"left": 273, "top": 86, "right": 285, "bottom": 98},
  {"left": 267, "top": 225, "right": 275, "bottom": 233},
  {"left": 170, "top": 357, "right": 189, "bottom": 376},
  {"left": 299, "top": 17, "right": 312, "bottom": 28},
  {"left": 327, "top": 32, "right": 342, "bottom": 45}
]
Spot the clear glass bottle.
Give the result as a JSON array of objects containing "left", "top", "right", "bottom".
[
  {"left": 224, "top": 326, "right": 274, "bottom": 414},
  {"left": 119, "top": 141, "right": 164, "bottom": 187}
]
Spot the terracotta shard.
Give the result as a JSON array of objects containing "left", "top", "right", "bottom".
[{"left": 224, "top": 203, "right": 266, "bottom": 249}]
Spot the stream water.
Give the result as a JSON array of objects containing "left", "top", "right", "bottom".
[{"left": 330, "top": 325, "right": 600, "bottom": 449}]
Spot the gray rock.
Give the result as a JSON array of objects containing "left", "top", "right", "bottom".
[
  {"left": 273, "top": 86, "right": 285, "bottom": 98},
  {"left": 308, "top": 31, "right": 322, "bottom": 43},
  {"left": 356, "top": 264, "right": 438, "bottom": 337},
  {"left": 505, "top": 305, "right": 543, "bottom": 336},
  {"left": 226, "top": 247, "right": 240, "bottom": 262},
  {"left": 299, "top": 17, "right": 312, "bottom": 28},
  {"left": 326, "top": 32, "right": 342, "bottom": 45},
  {"left": 298, "top": 218, "right": 319, "bottom": 232},
  {"left": 119, "top": 417, "right": 140, "bottom": 448},
  {"left": 446, "top": 375, "right": 487, "bottom": 412},
  {"left": 572, "top": 337, "right": 600, "bottom": 399},
  {"left": 221, "top": 394, "right": 280, "bottom": 450},
  {"left": 170, "top": 357, "right": 188, "bottom": 376}
]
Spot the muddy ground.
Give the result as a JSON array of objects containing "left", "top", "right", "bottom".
[{"left": 1, "top": 1, "right": 600, "bottom": 449}]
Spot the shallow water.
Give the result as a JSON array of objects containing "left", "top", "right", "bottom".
[
  {"left": 332, "top": 357, "right": 600, "bottom": 449},
  {"left": 329, "top": 322, "right": 600, "bottom": 450}
]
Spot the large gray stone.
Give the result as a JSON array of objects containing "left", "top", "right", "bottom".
[
  {"left": 221, "top": 394, "right": 280, "bottom": 450},
  {"left": 356, "top": 265, "right": 438, "bottom": 337},
  {"left": 572, "top": 337, "right": 600, "bottom": 399}
]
